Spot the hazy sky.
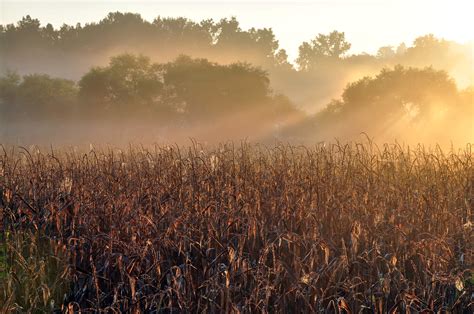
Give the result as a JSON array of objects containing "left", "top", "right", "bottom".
[{"left": 1, "top": 0, "right": 473, "bottom": 61}]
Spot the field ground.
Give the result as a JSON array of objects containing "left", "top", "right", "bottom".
[{"left": 0, "top": 142, "right": 473, "bottom": 312}]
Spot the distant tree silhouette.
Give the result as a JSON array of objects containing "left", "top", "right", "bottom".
[
  {"left": 0, "top": 13, "right": 289, "bottom": 72},
  {"left": 0, "top": 71, "right": 21, "bottom": 105},
  {"left": 376, "top": 46, "right": 396, "bottom": 60},
  {"left": 76, "top": 54, "right": 298, "bottom": 126},
  {"left": 297, "top": 31, "right": 351, "bottom": 71},
  {"left": 342, "top": 66, "right": 456, "bottom": 116},
  {"left": 163, "top": 55, "right": 271, "bottom": 120},
  {"left": 309, "top": 65, "right": 460, "bottom": 137},
  {"left": 0, "top": 72, "right": 77, "bottom": 118},
  {"left": 79, "top": 54, "right": 165, "bottom": 117},
  {"left": 0, "top": 13, "right": 472, "bottom": 124}
]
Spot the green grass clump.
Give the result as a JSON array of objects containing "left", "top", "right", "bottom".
[{"left": 0, "top": 230, "right": 69, "bottom": 312}]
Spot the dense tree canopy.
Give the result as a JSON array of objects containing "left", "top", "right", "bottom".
[
  {"left": 76, "top": 54, "right": 278, "bottom": 120},
  {"left": 79, "top": 54, "right": 164, "bottom": 115},
  {"left": 0, "top": 14, "right": 472, "bottom": 142},
  {"left": 163, "top": 56, "right": 271, "bottom": 119},
  {"left": 299, "top": 65, "right": 470, "bottom": 141},
  {"left": 0, "top": 72, "right": 77, "bottom": 118},
  {"left": 1, "top": 54, "right": 299, "bottom": 128},
  {"left": 0, "top": 13, "right": 287, "bottom": 71},
  {"left": 344, "top": 66, "right": 456, "bottom": 112},
  {"left": 1, "top": 14, "right": 472, "bottom": 115},
  {"left": 2, "top": 14, "right": 469, "bottom": 76},
  {"left": 296, "top": 31, "right": 351, "bottom": 71},
  {"left": 1, "top": 56, "right": 471, "bottom": 142}
]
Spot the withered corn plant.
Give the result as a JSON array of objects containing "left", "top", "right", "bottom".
[{"left": 0, "top": 142, "right": 472, "bottom": 313}]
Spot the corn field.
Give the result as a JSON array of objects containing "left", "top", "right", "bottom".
[{"left": 0, "top": 142, "right": 473, "bottom": 312}]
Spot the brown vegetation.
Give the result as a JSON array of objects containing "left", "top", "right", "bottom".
[{"left": 1, "top": 141, "right": 473, "bottom": 312}]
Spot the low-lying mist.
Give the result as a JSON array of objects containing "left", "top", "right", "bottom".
[{"left": 1, "top": 14, "right": 473, "bottom": 147}]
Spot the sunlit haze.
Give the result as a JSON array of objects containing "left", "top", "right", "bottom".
[
  {"left": 1, "top": 2, "right": 474, "bottom": 311},
  {"left": 0, "top": 0, "right": 473, "bottom": 145}
]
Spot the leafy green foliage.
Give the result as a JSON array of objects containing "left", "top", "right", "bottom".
[{"left": 0, "top": 230, "right": 69, "bottom": 312}]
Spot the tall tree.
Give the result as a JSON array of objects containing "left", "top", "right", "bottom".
[
  {"left": 78, "top": 54, "right": 164, "bottom": 115},
  {"left": 296, "top": 31, "right": 351, "bottom": 70},
  {"left": 163, "top": 55, "right": 270, "bottom": 120}
]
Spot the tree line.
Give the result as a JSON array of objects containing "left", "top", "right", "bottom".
[
  {"left": 1, "top": 14, "right": 472, "bottom": 111},
  {"left": 0, "top": 54, "right": 301, "bottom": 128},
  {"left": 1, "top": 54, "right": 471, "bottom": 141},
  {"left": 292, "top": 66, "right": 473, "bottom": 141},
  {"left": 0, "top": 13, "right": 472, "bottom": 142},
  {"left": 1, "top": 13, "right": 471, "bottom": 76}
]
